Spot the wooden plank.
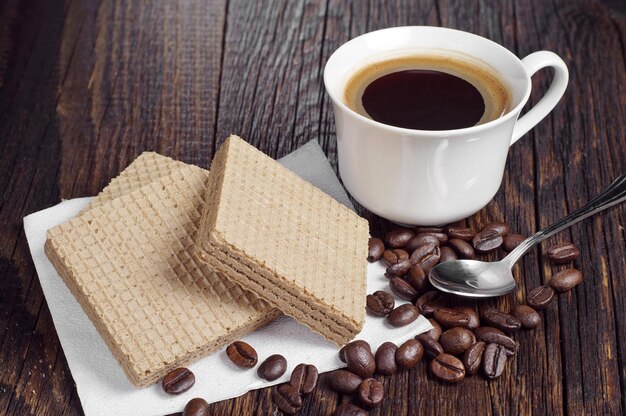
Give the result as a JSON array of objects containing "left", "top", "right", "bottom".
[
  {"left": 214, "top": 0, "right": 330, "bottom": 158},
  {"left": 517, "top": 1, "right": 625, "bottom": 415},
  {"left": 0, "top": 0, "right": 72, "bottom": 413},
  {"left": 56, "top": 0, "right": 227, "bottom": 198}
]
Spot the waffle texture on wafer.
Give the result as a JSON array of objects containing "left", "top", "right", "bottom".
[
  {"left": 45, "top": 162, "right": 279, "bottom": 387},
  {"left": 196, "top": 135, "right": 369, "bottom": 345},
  {"left": 84, "top": 152, "right": 186, "bottom": 210}
]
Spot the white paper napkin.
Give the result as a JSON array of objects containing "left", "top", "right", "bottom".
[{"left": 23, "top": 140, "right": 431, "bottom": 416}]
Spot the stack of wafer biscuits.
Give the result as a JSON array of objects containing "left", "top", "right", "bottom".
[
  {"left": 45, "top": 154, "right": 279, "bottom": 387},
  {"left": 45, "top": 136, "right": 369, "bottom": 388}
]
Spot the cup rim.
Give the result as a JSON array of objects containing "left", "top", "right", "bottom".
[{"left": 323, "top": 26, "right": 532, "bottom": 136}]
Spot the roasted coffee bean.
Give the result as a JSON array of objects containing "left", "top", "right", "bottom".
[
  {"left": 439, "top": 327, "right": 475, "bottom": 355},
  {"left": 416, "top": 335, "right": 444, "bottom": 359},
  {"left": 289, "top": 364, "right": 318, "bottom": 395},
  {"left": 367, "top": 238, "right": 385, "bottom": 262},
  {"left": 257, "top": 354, "right": 287, "bottom": 381},
  {"left": 382, "top": 248, "right": 409, "bottom": 266},
  {"left": 550, "top": 268, "right": 583, "bottom": 292},
  {"left": 406, "top": 233, "right": 440, "bottom": 252},
  {"left": 387, "top": 303, "right": 420, "bottom": 327},
  {"left": 183, "top": 398, "right": 210, "bottom": 416},
  {"left": 358, "top": 378, "right": 384, "bottom": 408},
  {"left": 328, "top": 370, "right": 363, "bottom": 394},
  {"left": 273, "top": 384, "right": 303, "bottom": 415},
  {"left": 407, "top": 265, "right": 429, "bottom": 291},
  {"left": 425, "top": 318, "right": 443, "bottom": 340},
  {"left": 375, "top": 342, "right": 398, "bottom": 375},
  {"left": 433, "top": 307, "right": 471, "bottom": 328},
  {"left": 448, "top": 239, "right": 475, "bottom": 259},
  {"left": 462, "top": 342, "right": 486, "bottom": 375},
  {"left": 334, "top": 403, "right": 367, "bottom": 416},
  {"left": 395, "top": 339, "right": 424, "bottom": 370},
  {"left": 483, "top": 343, "right": 508, "bottom": 379},
  {"left": 473, "top": 326, "right": 505, "bottom": 339},
  {"left": 527, "top": 286, "right": 555, "bottom": 310},
  {"left": 422, "top": 231, "right": 449, "bottom": 243},
  {"left": 226, "top": 341, "right": 258, "bottom": 368},
  {"left": 477, "top": 331, "right": 517, "bottom": 353},
  {"left": 343, "top": 341, "right": 376, "bottom": 378},
  {"left": 547, "top": 242, "right": 580, "bottom": 264},
  {"left": 162, "top": 367, "right": 195, "bottom": 395},
  {"left": 415, "top": 226, "right": 445, "bottom": 234},
  {"left": 483, "top": 222, "right": 510, "bottom": 236},
  {"left": 481, "top": 309, "right": 522, "bottom": 332},
  {"left": 409, "top": 243, "right": 441, "bottom": 272},
  {"left": 503, "top": 233, "right": 525, "bottom": 252},
  {"left": 472, "top": 228, "right": 503, "bottom": 253},
  {"left": 512, "top": 305, "right": 542, "bottom": 329},
  {"left": 415, "top": 290, "right": 448, "bottom": 317},
  {"left": 385, "top": 228, "right": 415, "bottom": 248},
  {"left": 455, "top": 306, "right": 480, "bottom": 329},
  {"left": 366, "top": 291, "right": 395, "bottom": 316},
  {"left": 446, "top": 227, "right": 475, "bottom": 241},
  {"left": 439, "top": 246, "right": 458, "bottom": 263},
  {"left": 389, "top": 277, "right": 418, "bottom": 301},
  {"left": 339, "top": 340, "right": 371, "bottom": 363},
  {"left": 386, "top": 259, "right": 412, "bottom": 277},
  {"left": 431, "top": 353, "right": 465, "bottom": 383},
  {"left": 415, "top": 231, "right": 448, "bottom": 244}
]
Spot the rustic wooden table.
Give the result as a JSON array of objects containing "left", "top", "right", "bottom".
[{"left": 1, "top": 0, "right": 625, "bottom": 415}]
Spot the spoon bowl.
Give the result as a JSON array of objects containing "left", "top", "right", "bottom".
[
  {"left": 428, "top": 174, "right": 626, "bottom": 298},
  {"left": 429, "top": 259, "right": 516, "bottom": 297}
]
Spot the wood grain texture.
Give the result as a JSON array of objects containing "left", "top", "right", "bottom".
[{"left": 0, "top": 0, "right": 624, "bottom": 415}]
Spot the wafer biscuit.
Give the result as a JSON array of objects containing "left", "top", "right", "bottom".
[
  {"left": 196, "top": 136, "right": 369, "bottom": 345},
  {"left": 46, "top": 163, "right": 279, "bottom": 387}
]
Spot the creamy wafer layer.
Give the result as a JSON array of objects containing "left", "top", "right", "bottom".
[
  {"left": 196, "top": 136, "right": 369, "bottom": 345},
  {"left": 46, "top": 163, "right": 279, "bottom": 387}
]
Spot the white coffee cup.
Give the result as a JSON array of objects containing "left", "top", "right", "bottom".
[{"left": 324, "top": 26, "right": 568, "bottom": 225}]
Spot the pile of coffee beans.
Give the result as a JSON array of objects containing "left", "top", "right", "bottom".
[{"left": 361, "top": 222, "right": 583, "bottom": 389}]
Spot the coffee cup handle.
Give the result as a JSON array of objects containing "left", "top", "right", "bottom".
[{"left": 510, "top": 51, "right": 569, "bottom": 145}]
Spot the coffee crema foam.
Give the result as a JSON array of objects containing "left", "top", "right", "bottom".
[{"left": 343, "top": 54, "right": 512, "bottom": 129}]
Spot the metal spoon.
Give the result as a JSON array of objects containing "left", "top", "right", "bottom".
[{"left": 429, "top": 174, "right": 626, "bottom": 298}]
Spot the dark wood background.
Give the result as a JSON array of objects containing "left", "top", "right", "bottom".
[{"left": 1, "top": 0, "right": 625, "bottom": 414}]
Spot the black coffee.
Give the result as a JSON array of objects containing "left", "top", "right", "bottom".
[
  {"left": 364, "top": 70, "right": 484, "bottom": 130},
  {"left": 344, "top": 55, "right": 510, "bottom": 131}
]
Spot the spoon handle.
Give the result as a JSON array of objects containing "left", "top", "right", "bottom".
[{"left": 503, "top": 173, "right": 626, "bottom": 266}]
